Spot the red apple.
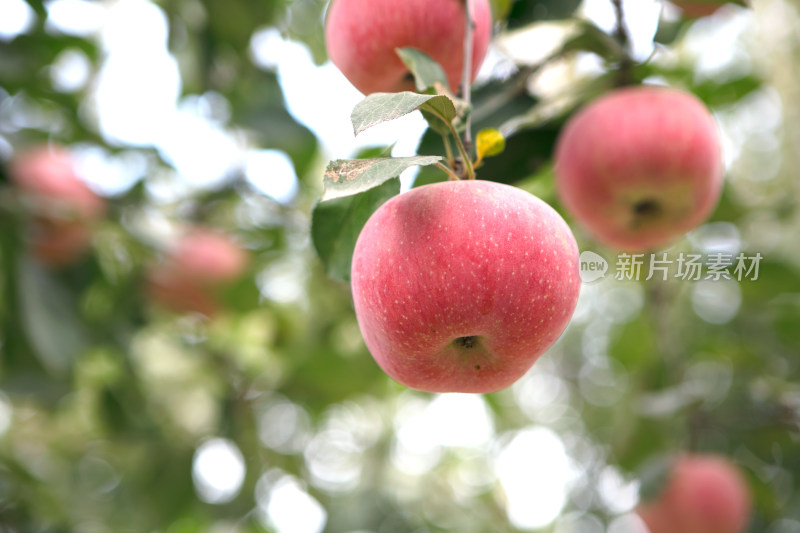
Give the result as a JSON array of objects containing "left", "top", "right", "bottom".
[
  {"left": 146, "top": 270, "right": 223, "bottom": 317},
  {"left": 30, "top": 221, "right": 96, "bottom": 267},
  {"left": 554, "top": 86, "right": 723, "bottom": 251},
  {"left": 325, "top": 0, "right": 492, "bottom": 95},
  {"left": 637, "top": 503, "right": 672, "bottom": 533},
  {"left": 169, "top": 229, "right": 250, "bottom": 285},
  {"left": 350, "top": 179, "right": 580, "bottom": 394},
  {"left": 670, "top": 1, "right": 736, "bottom": 18},
  {"left": 9, "top": 146, "right": 106, "bottom": 267},
  {"left": 146, "top": 228, "right": 249, "bottom": 316},
  {"left": 638, "top": 455, "right": 752, "bottom": 533}
]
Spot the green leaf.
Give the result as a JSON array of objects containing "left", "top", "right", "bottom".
[
  {"left": 198, "top": 0, "right": 282, "bottom": 50},
  {"left": 636, "top": 454, "right": 676, "bottom": 501},
  {"left": 561, "top": 20, "right": 624, "bottom": 61},
  {"left": 692, "top": 74, "right": 763, "bottom": 108},
  {"left": 637, "top": 62, "right": 764, "bottom": 109},
  {"left": 490, "top": 0, "right": 513, "bottom": 20},
  {"left": 507, "top": 0, "right": 583, "bottom": 28},
  {"left": 653, "top": 16, "right": 687, "bottom": 46},
  {"left": 396, "top": 47, "right": 449, "bottom": 92},
  {"left": 312, "top": 179, "right": 401, "bottom": 282},
  {"left": 418, "top": 95, "right": 458, "bottom": 124},
  {"left": 321, "top": 156, "right": 442, "bottom": 202},
  {"left": 420, "top": 103, "right": 458, "bottom": 137},
  {"left": 351, "top": 92, "right": 456, "bottom": 136},
  {"left": 18, "top": 257, "right": 88, "bottom": 376}
]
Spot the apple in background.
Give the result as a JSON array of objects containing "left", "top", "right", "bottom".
[
  {"left": 350, "top": 180, "right": 580, "bottom": 394},
  {"left": 325, "top": 0, "right": 492, "bottom": 95},
  {"left": 669, "top": 1, "right": 749, "bottom": 18},
  {"left": 146, "top": 228, "right": 249, "bottom": 316},
  {"left": 670, "top": 1, "right": 724, "bottom": 17},
  {"left": 637, "top": 503, "right": 672, "bottom": 533},
  {"left": 554, "top": 86, "right": 723, "bottom": 252},
  {"left": 30, "top": 221, "right": 99, "bottom": 267},
  {"left": 9, "top": 146, "right": 106, "bottom": 267},
  {"left": 638, "top": 455, "right": 752, "bottom": 533}
]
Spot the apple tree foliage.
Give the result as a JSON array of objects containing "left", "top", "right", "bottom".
[{"left": 0, "top": 0, "right": 798, "bottom": 531}]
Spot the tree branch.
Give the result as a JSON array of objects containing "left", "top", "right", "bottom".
[
  {"left": 461, "top": 0, "right": 475, "bottom": 159},
  {"left": 611, "top": 0, "right": 635, "bottom": 86}
]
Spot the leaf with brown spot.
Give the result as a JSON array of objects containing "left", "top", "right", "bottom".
[{"left": 321, "top": 156, "right": 442, "bottom": 202}]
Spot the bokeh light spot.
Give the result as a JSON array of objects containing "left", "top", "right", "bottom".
[{"left": 192, "top": 438, "right": 246, "bottom": 504}]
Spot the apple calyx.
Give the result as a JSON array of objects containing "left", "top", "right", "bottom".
[
  {"left": 455, "top": 335, "right": 480, "bottom": 350},
  {"left": 633, "top": 199, "right": 662, "bottom": 219}
]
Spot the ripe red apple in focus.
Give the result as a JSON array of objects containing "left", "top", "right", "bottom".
[
  {"left": 147, "top": 228, "right": 249, "bottom": 316},
  {"left": 325, "top": 0, "right": 492, "bottom": 95},
  {"left": 638, "top": 455, "right": 752, "bottom": 533},
  {"left": 350, "top": 180, "right": 581, "bottom": 394},
  {"left": 554, "top": 86, "right": 723, "bottom": 252},
  {"left": 9, "top": 146, "right": 106, "bottom": 267}
]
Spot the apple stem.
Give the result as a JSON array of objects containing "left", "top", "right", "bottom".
[
  {"left": 442, "top": 134, "right": 456, "bottom": 168},
  {"left": 435, "top": 162, "right": 462, "bottom": 181},
  {"left": 453, "top": 0, "right": 479, "bottom": 180},
  {"left": 611, "top": 0, "right": 635, "bottom": 86},
  {"left": 448, "top": 121, "right": 476, "bottom": 180}
]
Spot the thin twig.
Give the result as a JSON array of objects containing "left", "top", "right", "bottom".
[
  {"left": 611, "top": 0, "right": 634, "bottom": 86},
  {"left": 427, "top": 107, "right": 475, "bottom": 180},
  {"left": 447, "top": 120, "right": 476, "bottom": 181},
  {"left": 611, "top": 0, "right": 630, "bottom": 51},
  {"left": 461, "top": 0, "right": 475, "bottom": 159},
  {"left": 442, "top": 134, "right": 455, "bottom": 168},
  {"left": 435, "top": 162, "right": 461, "bottom": 181}
]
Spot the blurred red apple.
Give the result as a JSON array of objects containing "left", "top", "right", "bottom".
[
  {"left": 554, "top": 86, "right": 723, "bottom": 251},
  {"left": 670, "top": 1, "right": 751, "bottom": 18},
  {"left": 637, "top": 503, "right": 671, "bottom": 533},
  {"left": 350, "top": 180, "right": 580, "bottom": 394},
  {"left": 30, "top": 220, "right": 97, "bottom": 267},
  {"left": 325, "top": 0, "right": 492, "bottom": 94},
  {"left": 671, "top": 1, "right": 724, "bottom": 17},
  {"left": 146, "top": 228, "right": 249, "bottom": 316},
  {"left": 9, "top": 146, "right": 106, "bottom": 267},
  {"left": 638, "top": 455, "right": 752, "bottom": 533}
]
